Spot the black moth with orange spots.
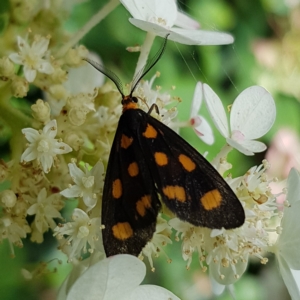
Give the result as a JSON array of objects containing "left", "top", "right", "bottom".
[{"left": 86, "top": 35, "right": 245, "bottom": 257}]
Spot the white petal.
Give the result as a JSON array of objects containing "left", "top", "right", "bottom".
[
  {"left": 286, "top": 168, "right": 300, "bottom": 205},
  {"left": 21, "top": 146, "right": 38, "bottom": 162},
  {"left": 130, "top": 285, "right": 180, "bottom": 300},
  {"left": 194, "top": 116, "right": 215, "bottom": 145},
  {"left": 230, "top": 86, "right": 276, "bottom": 139},
  {"left": 226, "top": 138, "right": 255, "bottom": 156},
  {"left": 9, "top": 53, "right": 23, "bottom": 65},
  {"left": 175, "top": 11, "right": 200, "bottom": 29},
  {"left": 209, "top": 274, "right": 225, "bottom": 296},
  {"left": 23, "top": 66, "right": 37, "bottom": 82},
  {"left": 171, "top": 28, "right": 234, "bottom": 45},
  {"left": 43, "top": 119, "right": 57, "bottom": 137},
  {"left": 203, "top": 83, "right": 229, "bottom": 138},
  {"left": 27, "top": 203, "right": 38, "bottom": 215},
  {"left": 190, "top": 82, "right": 203, "bottom": 118},
  {"left": 278, "top": 255, "right": 300, "bottom": 300},
  {"left": 66, "top": 255, "right": 145, "bottom": 300},
  {"left": 69, "top": 163, "right": 85, "bottom": 185},
  {"left": 60, "top": 185, "right": 82, "bottom": 198},
  {"left": 17, "top": 36, "right": 28, "bottom": 50},
  {"left": 129, "top": 18, "right": 170, "bottom": 36},
  {"left": 40, "top": 154, "right": 53, "bottom": 173},
  {"left": 277, "top": 169, "right": 300, "bottom": 269},
  {"left": 82, "top": 194, "right": 97, "bottom": 209},
  {"left": 54, "top": 141, "right": 72, "bottom": 154},
  {"left": 72, "top": 208, "right": 89, "bottom": 221},
  {"left": 22, "top": 128, "right": 39, "bottom": 142},
  {"left": 32, "top": 38, "right": 49, "bottom": 56},
  {"left": 121, "top": 0, "right": 177, "bottom": 26},
  {"left": 64, "top": 57, "right": 104, "bottom": 94},
  {"left": 229, "top": 138, "right": 267, "bottom": 155},
  {"left": 37, "top": 61, "right": 54, "bottom": 74}
]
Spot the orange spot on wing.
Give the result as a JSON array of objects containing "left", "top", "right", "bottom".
[
  {"left": 136, "top": 195, "right": 151, "bottom": 217},
  {"left": 128, "top": 162, "right": 139, "bottom": 177},
  {"left": 143, "top": 124, "right": 157, "bottom": 138},
  {"left": 154, "top": 152, "right": 168, "bottom": 166},
  {"left": 112, "top": 222, "right": 133, "bottom": 240},
  {"left": 112, "top": 179, "right": 122, "bottom": 199},
  {"left": 178, "top": 154, "right": 196, "bottom": 172},
  {"left": 200, "top": 189, "right": 222, "bottom": 210},
  {"left": 163, "top": 185, "right": 186, "bottom": 202},
  {"left": 121, "top": 134, "right": 133, "bottom": 149}
]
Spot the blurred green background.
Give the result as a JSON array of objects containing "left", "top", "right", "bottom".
[{"left": 1, "top": 0, "right": 300, "bottom": 299}]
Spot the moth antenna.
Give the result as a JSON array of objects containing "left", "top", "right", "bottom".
[
  {"left": 130, "top": 34, "right": 170, "bottom": 97},
  {"left": 84, "top": 58, "right": 125, "bottom": 98}
]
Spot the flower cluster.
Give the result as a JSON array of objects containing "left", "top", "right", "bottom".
[{"left": 0, "top": 0, "right": 299, "bottom": 299}]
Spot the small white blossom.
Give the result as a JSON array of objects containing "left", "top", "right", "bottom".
[
  {"left": 60, "top": 161, "right": 104, "bottom": 210},
  {"left": 53, "top": 208, "right": 102, "bottom": 260},
  {"left": 27, "top": 188, "right": 63, "bottom": 234},
  {"left": 21, "top": 119, "right": 72, "bottom": 173},
  {"left": 9, "top": 35, "right": 54, "bottom": 82},
  {"left": 133, "top": 74, "right": 177, "bottom": 125},
  {"left": 170, "top": 162, "right": 279, "bottom": 286},
  {"left": 63, "top": 254, "right": 180, "bottom": 300},
  {"left": 121, "top": 0, "right": 233, "bottom": 45},
  {"left": 203, "top": 84, "right": 276, "bottom": 155},
  {"left": 140, "top": 215, "right": 172, "bottom": 270}
]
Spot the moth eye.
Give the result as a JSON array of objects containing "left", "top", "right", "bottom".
[{"left": 131, "top": 97, "right": 138, "bottom": 103}]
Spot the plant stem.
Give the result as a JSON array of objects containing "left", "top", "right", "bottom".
[
  {"left": 132, "top": 32, "right": 156, "bottom": 81},
  {"left": 56, "top": 0, "right": 120, "bottom": 58}
]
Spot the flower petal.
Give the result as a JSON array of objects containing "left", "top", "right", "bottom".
[
  {"left": 130, "top": 285, "right": 180, "bottom": 300},
  {"left": 37, "top": 61, "right": 54, "bottom": 74},
  {"left": 60, "top": 185, "right": 82, "bottom": 198},
  {"left": 66, "top": 255, "right": 145, "bottom": 300},
  {"left": 203, "top": 83, "right": 229, "bottom": 138},
  {"left": 190, "top": 82, "right": 203, "bottom": 118},
  {"left": 43, "top": 119, "right": 57, "bottom": 137},
  {"left": 194, "top": 116, "right": 214, "bottom": 145},
  {"left": 69, "top": 163, "right": 85, "bottom": 185},
  {"left": 175, "top": 11, "right": 200, "bottom": 29},
  {"left": 230, "top": 86, "right": 276, "bottom": 139},
  {"left": 22, "top": 128, "right": 39, "bottom": 142},
  {"left": 171, "top": 28, "right": 234, "bottom": 45},
  {"left": 64, "top": 56, "right": 104, "bottom": 94},
  {"left": 9, "top": 53, "right": 23, "bottom": 65},
  {"left": 23, "top": 66, "right": 37, "bottom": 82},
  {"left": 277, "top": 255, "right": 300, "bottom": 300},
  {"left": 228, "top": 138, "right": 267, "bottom": 155},
  {"left": 277, "top": 168, "right": 300, "bottom": 269},
  {"left": 21, "top": 146, "right": 38, "bottom": 162},
  {"left": 121, "top": 0, "right": 177, "bottom": 27}
]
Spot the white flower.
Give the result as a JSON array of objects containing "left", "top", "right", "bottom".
[
  {"left": 274, "top": 168, "right": 300, "bottom": 300},
  {"left": 170, "top": 162, "right": 279, "bottom": 285},
  {"left": 53, "top": 208, "right": 102, "bottom": 260},
  {"left": 63, "top": 254, "right": 180, "bottom": 300},
  {"left": 121, "top": 0, "right": 233, "bottom": 45},
  {"left": 60, "top": 161, "right": 104, "bottom": 210},
  {"left": 133, "top": 73, "right": 176, "bottom": 125},
  {"left": 21, "top": 119, "right": 72, "bottom": 173},
  {"left": 9, "top": 35, "right": 54, "bottom": 82},
  {"left": 203, "top": 84, "right": 276, "bottom": 155},
  {"left": 140, "top": 215, "right": 172, "bottom": 270},
  {"left": 189, "top": 82, "right": 214, "bottom": 145},
  {"left": 27, "top": 188, "right": 63, "bottom": 234}
]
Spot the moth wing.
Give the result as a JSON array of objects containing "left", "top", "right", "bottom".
[
  {"left": 138, "top": 113, "right": 245, "bottom": 229},
  {"left": 102, "top": 115, "right": 161, "bottom": 257}
]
